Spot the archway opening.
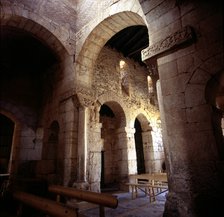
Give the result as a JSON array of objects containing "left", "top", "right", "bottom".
[
  {"left": 0, "top": 114, "right": 14, "bottom": 174},
  {"left": 99, "top": 101, "right": 127, "bottom": 192},
  {"left": 134, "top": 118, "right": 145, "bottom": 174},
  {"left": 205, "top": 71, "right": 224, "bottom": 159},
  {"left": 99, "top": 104, "right": 116, "bottom": 190},
  {"left": 0, "top": 25, "right": 60, "bottom": 181},
  {"left": 0, "top": 26, "right": 58, "bottom": 111}
]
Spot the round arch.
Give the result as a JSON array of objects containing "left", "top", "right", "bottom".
[
  {"left": 0, "top": 6, "right": 68, "bottom": 60},
  {"left": 99, "top": 100, "right": 127, "bottom": 189},
  {"left": 135, "top": 113, "right": 152, "bottom": 132},
  {"left": 98, "top": 92, "right": 127, "bottom": 128},
  {"left": 75, "top": 10, "right": 148, "bottom": 87},
  {"left": 0, "top": 109, "right": 22, "bottom": 174},
  {"left": 205, "top": 71, "right": 224, "bottom": 159}
]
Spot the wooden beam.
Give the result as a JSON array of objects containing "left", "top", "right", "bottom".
[
  {"left": 48, "top": 185, "right": 118, "bottom": 209},
  {"left": 13, "top": 191, "right": 78, "bottom": 217}
]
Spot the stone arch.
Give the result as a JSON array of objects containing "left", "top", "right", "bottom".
[
  {"left": 0, "top": 6, "right": 69, "bottom": 176},
  {"left": 98, "top": 92, "right": 127, "bottom": 128},
  {"left": 185, "top": 54, "right": 224, "bottom": 159},
  {"left": 0, "top": 112, "right": 14, "bottom": 174},
  {"left": 0, "top": 5, "right": 69, "bottom": 59},
  {"left": 0, "top": 107, "right": 21, "bottom": 126},
  {"left": 135, "top": 113, "right": 152, "bottom": 132},
  {"left": 0, "top": 109, "right": 22, "bottom": 174},
  {"left": 205, "top": 71, "right": 224, "bottom": 160},
  {"left": 76, "top": 9, "right": 148, "bottom": 87},
  {"left": 134, "top": 113, "right": 154, "bottom": 174},
  {"left": 0, "top": 101, "right": 34, "bottom": 128},
  {"left": 99, "top": 100, "right": 127, "bottom": 189}
]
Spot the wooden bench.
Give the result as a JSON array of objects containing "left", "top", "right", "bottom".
[
  {"left": 126, "top": 182, "right": 168, "bottom": 202},
  {"left": 126, "top": 173, "right": 168, "bottom": 203}
]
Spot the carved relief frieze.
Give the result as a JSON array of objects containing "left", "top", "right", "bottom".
[{"left": 141, "top": 25, "right": 195, "bottom": 61}]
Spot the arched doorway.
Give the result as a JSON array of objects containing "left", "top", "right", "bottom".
[
  {"left": 0, "top": 114, "right": 14, "bottom": 174},
  {"left": 134, "top": 118, "right": 145, "bottom": 174},
  {"left": 205, "top": 71, "right": 224, "bottom": 160},
  {"left": 99, "top": 102, "right": 126, "bottom": 191},
  {"left": 100, "top": 104, "right": 116, "bottom": 190}
]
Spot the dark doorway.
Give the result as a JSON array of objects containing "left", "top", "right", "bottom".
[
  {"left": 100, "top": 150, "right": 105, "bottom": 189},
  {"left": 134, "top": 118, "right": 145, "bottom": 174},
  {"left": 0, "top": 114, "right": 14, "bottom": 173},
  {"left": 100, "top": 104, "right": 118, "bottom": 191}
]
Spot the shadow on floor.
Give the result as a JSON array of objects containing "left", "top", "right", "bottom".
[{"left": 79, "top": 190, "right": 167, "bottom": 217}]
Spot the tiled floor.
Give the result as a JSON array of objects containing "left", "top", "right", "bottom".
[{"left": 79, "top": 190, "right": 167, "bottom": 217}]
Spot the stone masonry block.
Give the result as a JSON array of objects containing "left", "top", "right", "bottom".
[
  {"left": 148, "top": 7, "right": 180, "bottom": 34},
  {"left": 160, "top": 73, "right": 190, "bottom": 95},
  {"left": 186, "top": 104, "right": 211, "bottom": 123},
  {"left": 162, "top": 93, "right": 185, "bottom": 110},
  {"left": 177, "top": 54, "right": 194, "bottom": 74},
  {"left": 149, "top": 20, "right": 181, "bottom": 44},
  {"left": 189, "top": 68, "right": 211, "bottom": 85},
  {"left": 158, "top": 60, "right": 177, "bottom": 81},
  {"left": 185, "top": 84, "right": 206, "bottom": 107}
]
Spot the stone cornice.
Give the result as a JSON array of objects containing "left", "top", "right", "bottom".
[{"left": 141, "top": 25, "right": 195, "bottom": 61}]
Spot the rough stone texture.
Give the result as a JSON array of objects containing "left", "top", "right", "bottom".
[
  {"left": 0, "top": 1, "right": 223, "bottom": 217},
  {"left": 146, "top": 1, "right": 224, "bottom": 216},
  {"left": 82, "top": 46, "right": 163, "bottom": 191}
]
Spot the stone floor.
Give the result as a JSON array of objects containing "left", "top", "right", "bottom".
[
  {"left": 0, "top": 188, "right": 167, "bottom": 217},
  {"left": 79, "top": 190, "right": 167, "bottom": 217}
]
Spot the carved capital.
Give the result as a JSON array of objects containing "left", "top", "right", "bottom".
[
  {"left": 141, "top": 25, "right": 195, "bottom": 61},
  {"left": 75, "top": 85, "right": 96, "bottom": 107},
  {"left": 76, "top": 93, "right": 94, "bottom": 107}
]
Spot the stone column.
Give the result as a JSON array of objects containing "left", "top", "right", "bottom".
[
  {"left": 142, "top": 130, "right": 154, "bottom": 173},
  {"left": 77, "top": 106, "right": 87, "bottom": 182},
  {"left": 74, "top": 90, "right": 96, "bottom": 189},
  {"left": 59, "top": 97, "right": 78, "bottom": 186},
  {"left": 121, "top": 127, "right": 137, "bottom": 176},
  {"left": 87, "top": 122, "right": 103, "bottom": 192},
  {"left": 142, "top": 25, "right": 223, "bottom": 216}
]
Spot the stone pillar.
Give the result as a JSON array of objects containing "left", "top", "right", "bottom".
[
  {"left": 77, "top": 106, "right": 87, "bottom": 182},
  {"left": 122, "top": 127, "right": 137, "bottom": 176},
  {"left": 157, "top": 53, "right": 221, "bottom": 217},
  {"left": 60, "top": 97, "right": 78, "bottom": 186},
  {"left": 156, "top": 80, "right": 170, "bottom": 174},
  {"left": 87, "top": 122, "right": 103, "bottom": 192},
  {"left": 74, "top": 90, "right": 96, "bottom": 189},
  {"left": 142, "top": 130, "right": 154, "bottom": 173},
  {"left": 142, "top": 24, "right": 223, "bottom": 216}
]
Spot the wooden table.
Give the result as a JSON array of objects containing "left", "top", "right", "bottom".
[{"left": 126, "top": 173, "right": 168, "bottom": 202}]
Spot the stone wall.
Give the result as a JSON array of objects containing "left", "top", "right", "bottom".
[
  {"left": 1, "top": 1, "right": 222, "bottom": 215},
  {"left": 85, "top": 46, "right": 164, "bottom": 191},
  {"left": 142, "top": 0, "right": 224, "bottom": 216}
]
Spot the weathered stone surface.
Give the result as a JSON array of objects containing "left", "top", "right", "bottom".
[
  {"left": 0, "top": 1, "right": 223, "bottom": 217},
  {"left": 142, "top": 26, "right": 195, "bottom": 61}
]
